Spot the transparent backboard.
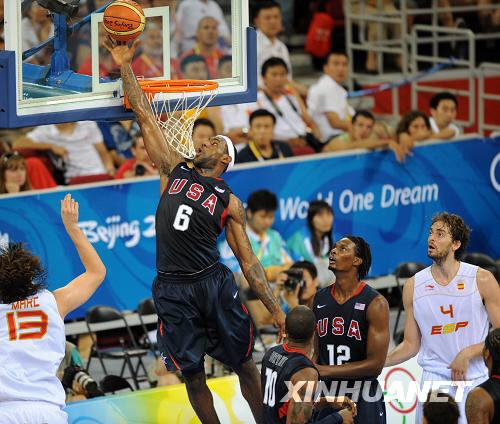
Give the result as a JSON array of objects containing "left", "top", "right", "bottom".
[{"left": 0, "top": 0, "right": 255, "bottom": 128}]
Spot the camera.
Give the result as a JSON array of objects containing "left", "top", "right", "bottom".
[
  {"left": 61, "top": 365, "right": 104, "bottom": 398},
  {"left": 36, "top": 0, "right": 80, "bottom": 18},
  {"left": 283, "top": 268, "right": 304, "bottom": 291},
  {"left": 135, "top": 163, "right": 146, "bottom": 176}
]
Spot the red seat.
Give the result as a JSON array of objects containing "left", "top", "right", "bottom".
[
  {"left": 14, "top": 148, "right": 54, "bottom": 174},
  {"left": 291, "top": 146, "right": 316, "bottom": 156},
  {"left": 25, "top": 157, "right": 57, "bottom": 190},
  {"left": 68, "top": 174, "right": 114, "bottom": 185}
]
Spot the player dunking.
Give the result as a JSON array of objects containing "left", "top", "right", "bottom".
[
  {"left": 385, "top": 212, "right": 500, "bottom": 424},
  {"left": 104, "top": 39, "right": 285, "bottom": 423},
  {"left": 313, "top": 236, "right": 390, "bottom": 424},
  {"left": 0, "top": 194, "right": 106, "bottom": 423}
]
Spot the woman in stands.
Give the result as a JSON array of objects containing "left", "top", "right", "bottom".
[
  {"left": 395, "top": 110, "right": 433, "bottom": 163},
  {"left": 0, "top": 152, "right": 32, "bottom": 194},
  {"left": 287, "top": 200, "right": 335, "bottom": 288}
]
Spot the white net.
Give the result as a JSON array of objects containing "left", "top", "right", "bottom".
[{"left": 142, "top": 83, "right": 218, "bottom": 159}]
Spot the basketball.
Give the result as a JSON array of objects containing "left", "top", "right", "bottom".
[{"left": 103, "top": 0, "right": 145, "bottom": 42}]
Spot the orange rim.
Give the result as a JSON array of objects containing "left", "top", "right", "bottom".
[{"left": 137, "top": 79, "right": 219, "bottom": 93}]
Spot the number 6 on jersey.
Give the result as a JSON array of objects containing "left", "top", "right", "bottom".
[{"left": 173, "top": 205, "right": 193, "bottom": 231}]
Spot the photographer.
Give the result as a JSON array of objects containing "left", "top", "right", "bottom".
[
  {"left": 275, "top": 260, "right": 319, "bottom": 312},
  {"left": 115, "top": 130, "right": 157, "bottom": 179},
  {"left": 57, "top": 341, "right": 104, "bottom": 402}
]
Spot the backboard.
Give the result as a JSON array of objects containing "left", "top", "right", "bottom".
[{"left": 0, "top": 0, "right": 255, "bottom": 128}]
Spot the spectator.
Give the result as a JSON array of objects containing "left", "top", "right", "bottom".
[
  {"left": 142, "top": 0, "right": 181, "bottom": 58},
  {"left": 57, "top": 342, "right": 103, "bottom": 402},
  {"left": 192, "top": 118, "right": 216, "bottom": 149},
  {"left": 132, "top": 22, "right": 165, "bottom": 78},
  {"left": 219, "top": 189, "right": 292, "bottom": 284},
  {"left": 287, "top": 200, "right": 335, "bottom": 288},
  {"left": 395, "top": 110, "right": 433, "bottom": 162},
  {"left": 429, "top": 92, "right": 461, "bottom": 139},
  {"left": 180, "top": 54, "right": 209, "bottom": 80},
  {"left": 253, "top": 1, "right": 291, "bottom": 84},
  {"left": 217, "top": 56, "right": 255, "bottom": 147},
  {"left": 22, "top": 2, "right": 53, "bottom": 65},
  {"left": 479, "top": 0, "right": 500, "bottom": 31},
  {"left": 78, "top": 27, "right": 119, "bottom": 80},
  {"left": 350, "top": 1, "right": 401, "bottom": 72},
  {"left": 115, "top": 130, "right": 157, "bottom": 179},
  {"left": 322, "top": 110, "right": 393, "bottom": 152},
  {"left": 0, "top": 152, "right": 32, "bottom": 194},
  {"left": 253, "top": 0, "right": 308, "bottom": 95},
  {"left": 14, "top": 122, "right": 115, "bottom": 182},
  {"left": 307, "top": 51, "right": 354, "bottom": 143},
  {"left": 274, "top": 260, "right": 319, "bottom": 312},
  {"left": 176, "top": 0, "right": 230, "bottom": 53},
  {"left": 257, "top": 57, "right": 321, "bottom": 149},
  {"left": 423, "top": 391, "right": 460, "bottom": 424},
  {"left": 237, "top": 109, "right": 293, "bottom": 163},
  {"left": 97, "top": 120, "right": 134, "bottom": 167},
  {"left": 181, "top": 16, "right": 226, "bottom": 79}
]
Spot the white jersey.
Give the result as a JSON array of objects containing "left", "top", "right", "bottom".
[
  {"left": 413, "top": 262, "right": 489, "bottom": 379},
  {"left": 0, "top": 290, "right": 66, "bottom": 408}
]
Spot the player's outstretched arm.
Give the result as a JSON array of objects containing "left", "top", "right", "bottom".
[
  {"left": 53, "top": 194, "right": 106, "bottom": 319},
  {"left": 385, "top": 277, "right": 421, "bottom": 367},
  {"left": 465, "top": 387, "right": 494, "bottom": 424},
  {"left": 225, "top": 194, "right": 286, "bottom": 340},
  {"left": 103, "top": 37, "right": 182, "bottom": 180}
]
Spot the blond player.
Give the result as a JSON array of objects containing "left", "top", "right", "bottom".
[
  {"left": 385, "top": 212, "right": 500, "bottom": 424},
  {"left": 0, "top": 194, "right": 106, "bottom": 423}
]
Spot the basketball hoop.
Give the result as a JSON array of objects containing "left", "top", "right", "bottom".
[{"left": 124, "top": 79, "right": 219, "bottom": 159}]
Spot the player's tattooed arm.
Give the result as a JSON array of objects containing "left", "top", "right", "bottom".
[
  {"left": 286, "top": 367, "right": 318, "bottom": 424},
  {"left": 226, "top": 195, "right": 281, "bottom": 315},
  {"left": 465, "top": 388, "right": 493, "bottom": 424},
  {"left": 103, "top": 37, "right": 182, "bottom": 177}
]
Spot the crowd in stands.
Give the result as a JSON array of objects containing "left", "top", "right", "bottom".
[{"left": 1, "top": 0, "right": 484, "bottom": 196}]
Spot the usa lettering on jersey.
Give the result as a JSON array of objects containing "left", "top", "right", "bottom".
[
  {"left": 168, "top": 178, "right": 218, "bottom": 215},
  {"left": 316, "top": 317, "right": 362, "bottom": 341}
]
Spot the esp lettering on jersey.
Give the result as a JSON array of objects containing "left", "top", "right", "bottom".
[
  {"left": 156, "top": 163, "right": 231, "bottom": 274},
  {"left": 313, "top": 283, "right": 380, "bottom": 377},
  {"left": 261, "top": 344, "right": 318, "bottom": 424}
]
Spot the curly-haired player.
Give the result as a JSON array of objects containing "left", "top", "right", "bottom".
[
  {"left": 0, "top": 194, "right": 106, "bottom": 423},
  {"left": 313, "top": 236, "right": 390, "bottom": 424}
]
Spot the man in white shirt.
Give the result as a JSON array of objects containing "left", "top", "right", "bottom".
[
  {"left": 253, "top": 0, "right": 292, "bottom": 87},
  {"left": 307, "top": 51, "right": 355, "bottom": 142},
  {"left": 385, "top": 212, "right": 500, "bottom": 424},
  {"left": 176, "top": 0, "right": 230, "bottom": 53},
  {"left": 257, "top": 57, "right": 320, "bottom": 148},
  {"left": 429, "top": 92, "right": 461, "bottom": 139},
  {"left": 14, "top": 121, "right": 115, "bottom": 182}
]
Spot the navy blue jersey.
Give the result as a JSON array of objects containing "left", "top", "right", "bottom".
[
  {"left": 156, "top": 163, "right": 231, "bottom": 274},
  {"left": 313, "top": 282, "right": 381, "bottom": 380},
  {"left": 478, "top": 377, "right": 500, "bottom": 424},
  {"left": 261, "top": 344, "right": 318, "bottom": 424}
]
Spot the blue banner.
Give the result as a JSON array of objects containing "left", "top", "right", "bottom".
[{"left": 1, "top": 137, "right": 498, "bottom": 319}]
